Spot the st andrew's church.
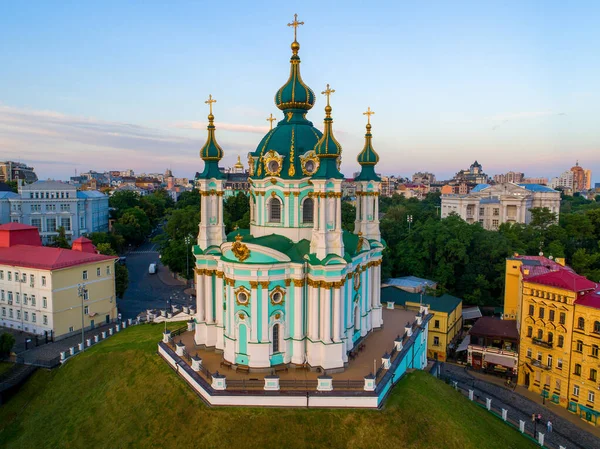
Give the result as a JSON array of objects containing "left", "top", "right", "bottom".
[{"left": 193, "top": 16, "right": 384, "bottom": 370}]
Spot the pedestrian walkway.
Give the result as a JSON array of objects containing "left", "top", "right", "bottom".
[
  {"left": 157, "top": 266, "right": 186, "bottom": 287},
  {"left": 442, "top": 363, "right": 600, "bottom": 449}
]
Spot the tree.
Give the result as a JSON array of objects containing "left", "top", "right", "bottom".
[
  {"left": 176, "top": 189, "right": 201, "bottom": 209},
  {"left": 6, "top": 181, "right": 18, "bottom": 193},
  {"left": 0, "top": 333, "right": 16, "bottom": 357},
  {"left": 96, "top": 242, "right": 129, "bottom": 298},
  {"left": 223, "top": 192, "right": 250, "bottom": 234},
  {"left": 51, "top": 226, "right": 71, "bottom": 249},
  {"left": 341, "top": 202, "right": 356, "bottom": 232},
  {"left": 113, "top": 207, "right": 151, "bottom": 245},
  {"left": 109, "top": 191, "right": 141, "bottom": 219},
  {"left": 530, "top": 207, "right": 557, "bottom": 231}
]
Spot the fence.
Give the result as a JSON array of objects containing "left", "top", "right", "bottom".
[{"left": 441, "top": 374, "right": 577, "bottom": 449}]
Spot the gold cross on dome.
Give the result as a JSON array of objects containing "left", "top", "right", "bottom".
[
  {"left": 267, "top": 113, "right": 277, "bottom": 130},
  {"left": 363, "top": 107, "right": 375, "bottom": 125},
  {"left": 287, "top": 13, "right": 304, "bottom": 41},
  {"left": 321, "top": 84, "right": 335, "bottom": 106},
  {"left": 205, "top": 94, "right": 216, "bottom": 115}
]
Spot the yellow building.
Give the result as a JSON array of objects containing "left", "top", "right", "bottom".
[
  {"left": 504, "top": 255, "right": 600, "bottom": 425},
  {"left": 0, "top": 223, "right": 118, "bottom": 340},
  {"left": 381, "top": 286, "right": 462, "bottom": 361}
]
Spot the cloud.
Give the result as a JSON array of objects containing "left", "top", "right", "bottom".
[{"left": 172, "top": 121, "right": 270, "bottom": 134}]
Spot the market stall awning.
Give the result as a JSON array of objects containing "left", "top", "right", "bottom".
[
  {"left": 456, "top": 335, "right": 470, "bottom": 352},
  {"left": 484, "top": 352, "right": 517, "bottom": 368}
]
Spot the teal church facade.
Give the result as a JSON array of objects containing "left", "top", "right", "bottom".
[{"left": 193, "top": 29, "right": 384, "bottom": 370}]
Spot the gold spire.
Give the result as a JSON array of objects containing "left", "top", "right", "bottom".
[
  {"left": 235, "top": 155, "right": 244, "bottom": 169},
  {"left": 287, "top": 13, "right": 304, "bottom": 42},
  {"left": 267, "top": 113, "right": 277, "bottom": 130},
  {"left": 363, "top": 107, "right": 375, "bottom": 126},
  {"left": 205, "top": 94, "right": 216, "bottom": 118}
]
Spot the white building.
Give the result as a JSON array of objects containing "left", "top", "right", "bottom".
[
  {"left": 441, "top": 183, "right": 560, "bottom": 230},
  {"left": 0, "top": 181, "right": 109, "bottom": 244},
  {"left": 549, "top": 170, "right": 575, "bottom": 190}
]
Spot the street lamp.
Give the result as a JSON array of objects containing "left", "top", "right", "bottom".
[
  {"left": 407, "top": 215, "right": 413, "bottom": 232},
  {"left": 184, "top": 234, "right": 193, "bottom": 286},
  {"left": 77, "top": 283, "right": 86, "bottom": 352}
]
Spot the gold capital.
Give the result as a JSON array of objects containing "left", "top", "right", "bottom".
[
  {"left": 287, "top": 13, "right": 304, "bottom": 42},
  {"left": 205, "top": 94, "right": 217, "bottom": 115}
]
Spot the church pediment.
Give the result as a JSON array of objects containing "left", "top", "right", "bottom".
[{"left": 221, "top": 242, "right": 291, "bottom": 264}]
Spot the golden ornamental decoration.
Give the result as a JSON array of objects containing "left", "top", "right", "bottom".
[
  {"left": 284, "top": 279, "right": 292, "bottom": 287},
  {"left": 248, "top": 155, "right": 255, "bottom": 176},
  {"left": 239, "top": 313, "right": 245, "bottom": 320},
  {"left": 232, "top": 234, "right": 251, "bottom": 262},
  {"left": 262, "top": 150, "right": 284, "bottom": 176},
  {"left": 235, "top": 286, "right": 251, "bottom": 306},
  {"left": 260, "top": 281, "right": 270, "bottom": 289},
  {"left": 274, "top": 313, "right": 281, "bottom": 320},
  {"left": 288, "top": 129, "right": 296, "bottom": 177},
  {"left": 300, "top": 150, "right": 320, "bottom": 176},
  {"left": 270, "top": 286, "right": 286, "bottom": 305},
  {"left": 357, "top": 232, "right": 365, "bottom": 254},
  {"left": 292, "top": 278, "right": 304, "bottom": 287}
]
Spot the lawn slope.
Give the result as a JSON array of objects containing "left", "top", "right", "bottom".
[{"left": 0, "top": 324, "right": 536, "bottom": 449}]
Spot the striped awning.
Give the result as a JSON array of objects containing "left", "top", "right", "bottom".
[{"left": 484, "top": 352, "right": 517, "bottom": 368}]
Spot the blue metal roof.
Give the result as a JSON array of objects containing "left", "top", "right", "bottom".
[
  {"left": 517, "top": 183, "right": 556, "bottom": 193},
  {"left": 471, "top": 184, "right": 491, "bottom": 192},
  {"left": 385, "top": 276, "right": 436, "bottom": 289},
  {"left": 77, "top": 191, "right": 107, "bottom": 198},
  {"left": 0, "top": 192, "right": 18, "bottom": 199}
]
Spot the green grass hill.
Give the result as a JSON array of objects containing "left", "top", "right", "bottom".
[{"left": 0, "top": 324, "right": 537, "bottom": 449}]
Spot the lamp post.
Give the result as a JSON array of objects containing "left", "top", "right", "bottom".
[
  {"left": 407, "top": 215, "right": 413, "bottom": 232},
  {"left": 184, "top": 234, "right": 193, "bottom": 286},
  {"left": 77, "top": 283, "right": 85, "bottom": 352}
]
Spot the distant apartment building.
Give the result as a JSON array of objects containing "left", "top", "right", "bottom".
[
  {"left": 341, "top": 178, "right": 357, "bottom": 198},
  {"left": 0, "top": 223, "right": 117, "bottom": 339},
  {"left": 453, "top": 161, "right": 489, "bottom": 184},
  {"left": 550, "top": 162, "right": 592, "bottom": 193},
  {"left": 493, "top": 171, "right": 524, "bottom": 184},
  {"left": 441, "top": 182, "right": 560, "bottom": 230},
  {"left": 0, "top": 161, "right": 38, "bottom": 184},
  {"left": 550, "top": 170, "right": 575, "bottom": 191},
  {"left": 412, "top": 172, "right": 436, "bottom": 184},
  {"left": 0, "top": 181, "right": 109, "bottom": 244},
  {"left": 396, "top": 183, "right": 429, "bottom": 200},
  {"left": 521, "top": 177, "right": 548, "bottom": 185}
]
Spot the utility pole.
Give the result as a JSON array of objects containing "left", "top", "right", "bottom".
[
  {"left": 184, "top": 234, "right": 193, "bottom": 286},
  {"left": 407, "top": 215, "right": 413, "bottom": 232},
  {"left": 77, "top": 283, "right": 85, "bottom": 352}
]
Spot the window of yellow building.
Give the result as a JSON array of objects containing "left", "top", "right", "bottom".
[
  {"left": 433, "top": 336, "right": 439, "bottom": 346},
  {"left": 434, "top": 320, "right": 439, "bottom": 328},
  {"left": 592, "top": 345, "right": 599, "bottom": 357},
  {"left": 588, "top": 391, "right": 595, "bottom": 403},
  {"left": 574, "top": 385, "right": 580, "bottom": 397},
  {"left": 557, "top": 358, "right": 563, "bottom": 370},
  {"left": 558, "top": 335, "right": 564, "bottom": 347},
  {"left": 537, "top": 329, "right": 543, "bottom": 339},
  {"left": 527, "top": 348, "right": 532, "bottom": 358},
  {"left": 576, "top": 340, "right": 583, "bottom": 352},
  {"left": 547, "top": 355, "right": 553, "bottom": 368},
  {"left": 549, "top": 310, "right": 555, "bottom": 321},
  {"left": 548, "top": 332, "right": 554, "bottom": 345},
  {"left": 591, "top": 369, "right": 597, "bottom": 382},
  {"left": 594, "top": 321, "right": 600, "bottom": 334},
  {"left": 539, "top": 307, "right": 545, "bottom": 319},
  {"left": 560, "top": 312, "right": 566, "bottom": 324},
  {"left": 575, "top": 364, "right": 582, "bottom": 376},
  {"left": 528, "top": 305, "right": 534, "bottom": 316},
  {"left": 555, "top": 379, "right": 561, "bottom": 391},
  {"left": 577, "top": 317, "right": 585, "bottom": 330}
]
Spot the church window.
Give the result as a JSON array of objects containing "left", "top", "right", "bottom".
[
  {"left": 270, "top": 290, "right": 283, "bottom": 305},
  {"left": 272, "top": 324, "right": 280, "bottom": 353},
  {"left": 302, "top": 198, "right": 314, "bottom": 224},
  {"left": 268, "top": 197, "right": 282, "bottom": 223},
  {"left": 236, "top": 291, "right": 249, "bottom": 305}
]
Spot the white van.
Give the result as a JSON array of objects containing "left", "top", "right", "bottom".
[{"left": 149, "top": 263, "right": 157, "bottom": 275}]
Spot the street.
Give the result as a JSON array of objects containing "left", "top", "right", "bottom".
[{"left": 117, "top": 240, "right": 191, "bottom": 320}]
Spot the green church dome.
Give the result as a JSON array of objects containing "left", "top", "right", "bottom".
[
  {"left": 274, "top": 41, "right": 316, "bottom": 111},
  {"left": 250, "top": 37, "right": 323, "bottom": 180},
  {"left": 198, "top": 95, "right": 226, "bottom": 180},
  {"left": 355, "top": 109, "right": 381, "bottom": 182},
  {"left": 312, "top": 86, "right": 344, "bottom": 180}
]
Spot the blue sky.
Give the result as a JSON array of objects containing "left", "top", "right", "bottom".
[{"left": 1, "top": 1, "right": 599, "bottom": 184}]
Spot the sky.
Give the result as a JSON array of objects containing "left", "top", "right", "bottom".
[{"left": 1, "top": 1, "right": 599, "bottom": 184}]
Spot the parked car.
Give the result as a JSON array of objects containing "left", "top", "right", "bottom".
[{"left": 149, "top": 263, "right": 157, "bottom": 275}]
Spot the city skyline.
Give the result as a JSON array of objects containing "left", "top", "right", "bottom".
[{"left": 1, "top": 2, "right": 599, "bottom": 183}]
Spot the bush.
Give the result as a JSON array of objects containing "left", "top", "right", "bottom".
[{"left": 0, "top": 333, "right": 16, "bottom": 357}]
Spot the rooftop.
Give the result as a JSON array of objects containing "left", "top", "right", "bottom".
[
  {"left": 527, "top": 269, "right": 597, "bottom": 293},
  {"left": 384, "top": 276, "right": 436, "bottom": 289},
  {"left": 576, "top": 288, "right": 600, "bottom": 310},
  {"left": 469, "top": 316, "right": 519, "bottom": 340},
  {"left": 20, "top": 180, "right": 76, "bottom": 191},
  {"left": 0, "top": 245, "right": 116, "bottom": 270},
  {"left": 380, "top": 286, "right": 462, "bottom": 314}
]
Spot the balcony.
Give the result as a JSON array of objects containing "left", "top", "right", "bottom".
[
  {"left": 530, "top": 358, "right": 552, "bottom": 371},
  {"left": 532, "top": 337, "right": 553, "bottom": 349}
]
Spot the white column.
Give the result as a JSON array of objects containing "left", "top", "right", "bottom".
[
  {"left": 260, "top": 283, "right": 269, "bottom": 342},
  {"left": 320, "top": 195, "right": 326, "bottom": 231},
  {"left": 250, "top": 284, "right": 258, "bottom": 341},
  {"left": 228, "top": 282, "right": 235, "bottom": 338},
  {"left": 215, "top": 274, "right": 224, "bottom": 325},
  {"left": 284, "top": 194, "right": 290, "bottom": 227},
  {"left": 205, "top": 274, "right": 213, "bottom": 323},
  {"left": 309, "top": 285, "right": 319, "bottom": 340},
  {"left": 294, "top": 281, "right": 303, "bottom": 339},
  {"left": 197, "top": 273, "right": 205, "bottom": 322},
  {"left": 333, "top": 285, "right": 341, "bottom": 342},
  {"left": 322, "top": 287, "right": 331, "bottom": 342}
]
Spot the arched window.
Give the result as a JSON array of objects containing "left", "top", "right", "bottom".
[
  {"left": 594, "top": 321, "right": 600, "bottom": 334},
  {"left": 578, "top": 317, "right": 585, "bottom": 330},
  {"left": 268, "top": 197, "right": 282, "bottom": 223},
  {"left": 537, "top": 329, "right": 543, "bottom": 340},
  {"left": 302, "top": 198, "right": 314, "bottom": 224},
  {"left": 548, "top": 332, "right": 553, "bottom": 344},
  {"left": 272, "top": 323, "right": 280, "bottom": 353},
  {"left": 574, "top": 364, "right": 582, "bottom": 376},
  {"left": 558, "top": 335, "right": 564, "bottom": 348}
]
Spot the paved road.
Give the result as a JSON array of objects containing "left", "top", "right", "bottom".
[
  {"left": 117, "top": 240, "right": 191, "bottom": 320},
  {"left": 442, "top": 363, "right": 599, "bottom": 449}
]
